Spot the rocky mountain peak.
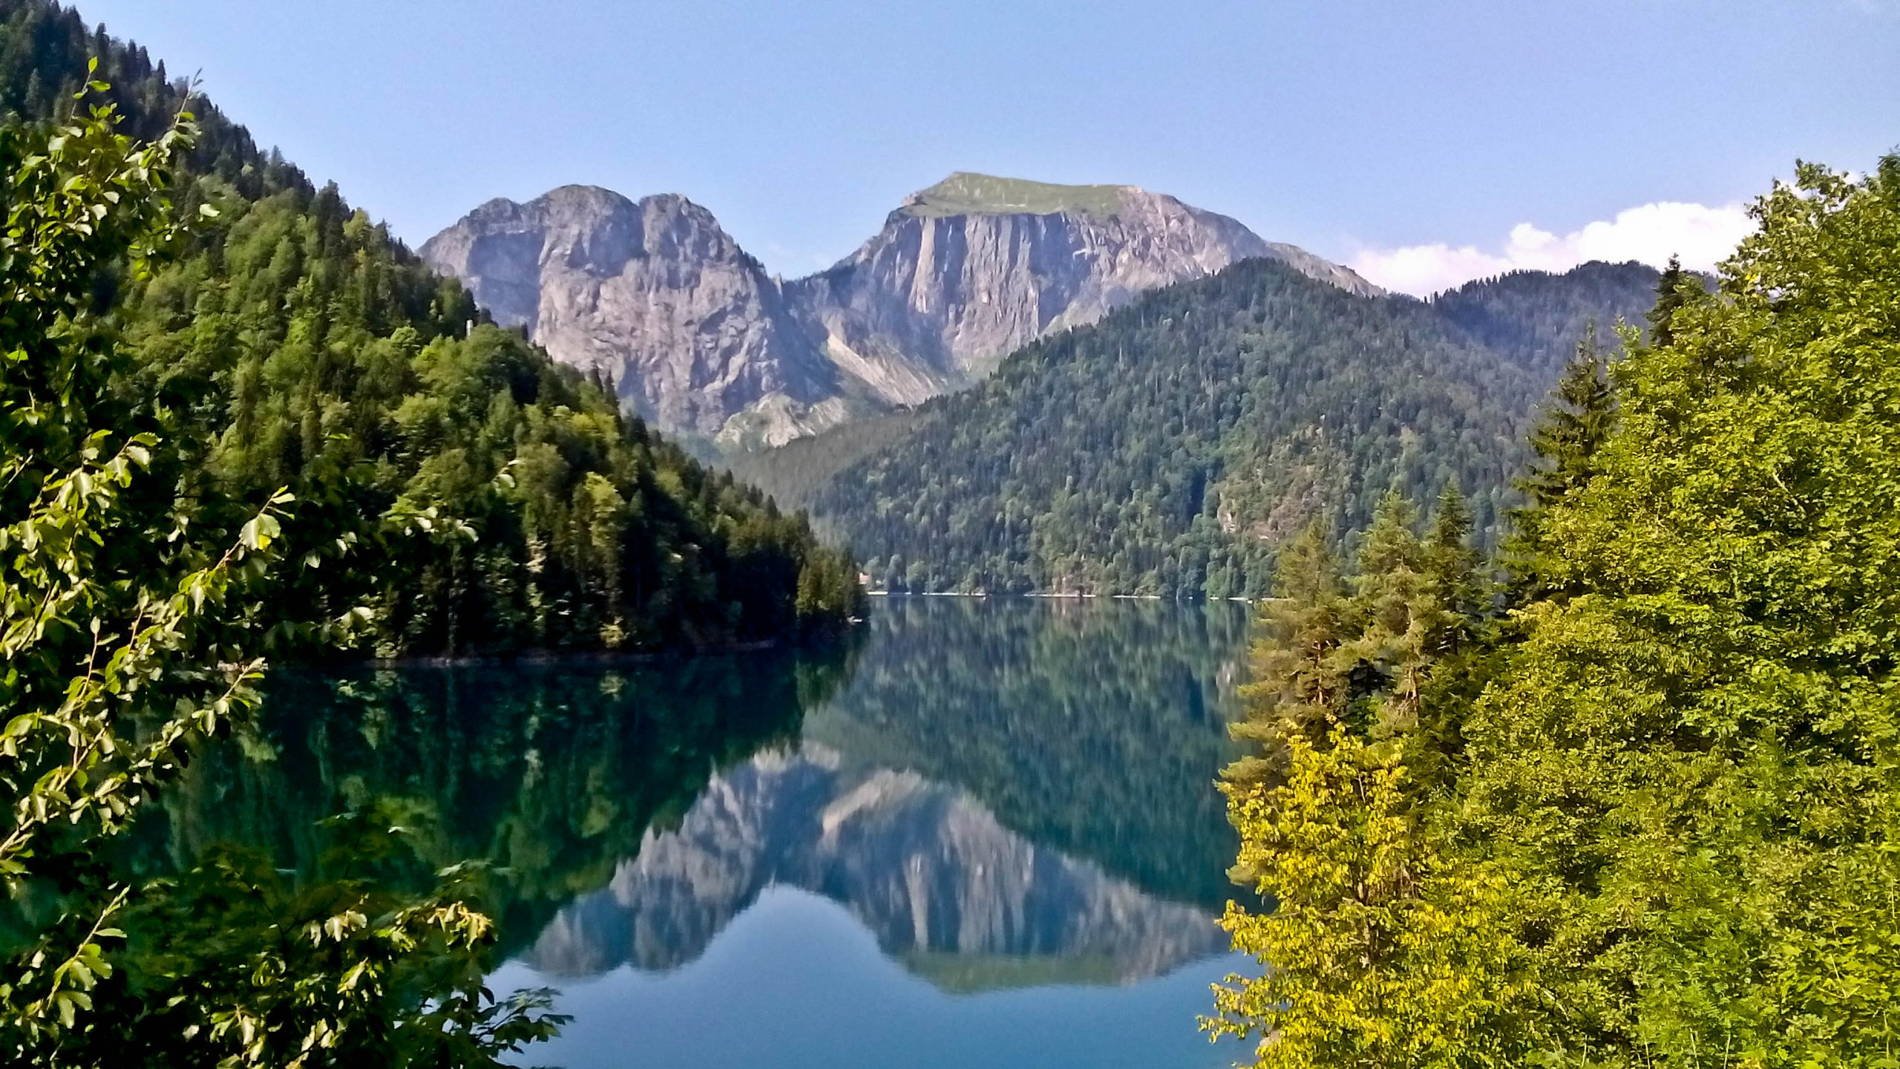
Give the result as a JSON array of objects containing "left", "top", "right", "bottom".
[
  {"left": 424, "top": 173, "right": 1382, "bottom": 448},
  {"left": 421, "top": 186, "right": 835, "bottom": 441}
]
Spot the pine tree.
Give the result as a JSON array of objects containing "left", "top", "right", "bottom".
[
  {"left": 1646, "top": 253, "right": 1694, "bottom": 347},
  {"left": 1422, "top": 482, "right": 1484, "bottom": 649},
  {"left": 1210, "top": 494, "right": 1536, "bottom": 1068},
  {"left": 1519, "top": 331, "right": 1614, "bottom": 509},
  {"left": 1424, "top": 485, "right": 1478, "bottom": 615},
  {"left": 1226, "top": 520, "right": 1346, "bottom": 795},
  {"left": 1339, "top": 493, "right": 1431, "bottom": 727},
  {"left": 1505, "top": 329, "right": 1615, "bottom": 599}
]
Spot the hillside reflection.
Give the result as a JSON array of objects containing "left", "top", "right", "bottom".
[{"left": 153, "top": 599, "right": 1251, "bottom": 989}]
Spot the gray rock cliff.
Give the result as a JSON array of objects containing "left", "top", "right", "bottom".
[
  {"left": 418, "top": 185, "right": 840, "bottom": 442},
  {"left": 424, "top": 174, "right": 1380, "bottom": 447}
]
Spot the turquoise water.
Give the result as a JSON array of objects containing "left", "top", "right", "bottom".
[
  {"left": 492, "top": 887, "right": 1243, "bottom": 1069},
  {"left": 170, "top": 598, "right": 1258, "bottom": 1067}
]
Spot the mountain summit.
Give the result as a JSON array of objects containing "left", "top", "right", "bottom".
[
  {"left": 423, "top": 174, "right": 1378, "bottom": 447},
  {"left": 900, "top": 172, "right": 1146, "bottom": 218},
  {"left": 419, "top": 185, "right": 840, "bottom": 440}
]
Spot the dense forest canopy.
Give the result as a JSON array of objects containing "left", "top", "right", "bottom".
[
  {"left": 0, "top": 72, "right": 583, "bottom": 1062},
  {"left": 0, "top": 0, "right": 860, "bottom": 658},
  {"left": 747, "top": 257, "right": 1660, "bottom": 598},
  {"left": 1210, "top": 154, "right": 1900, "bottom": 1066},
  {"left": 1426, "top": 259, "right": 1668, "bottom": 378}
]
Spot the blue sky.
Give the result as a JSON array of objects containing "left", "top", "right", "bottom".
[{"left": 78, "top": 0, "right": 1900, "bottom": 293}]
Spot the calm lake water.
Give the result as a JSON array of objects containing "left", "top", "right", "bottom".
[{"left": 161, "top": 598, "right": 1257, "bottom": 1068}]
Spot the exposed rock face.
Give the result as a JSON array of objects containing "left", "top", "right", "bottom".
[
  {"left": 424, "top": 174, "right": 1380, "bottom": 447},
  {"left": 521, "top": 746, "right": 1224, "bottom": 988},
  {"left": 789, "top": 175, "right": 1381, "bottom": 398},
  {"left": 418, "top": 185, "right": 838, "bottom": 441}
]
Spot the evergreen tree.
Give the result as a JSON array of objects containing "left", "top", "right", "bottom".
[
  {"left": 1504, "top": 329, "right": 1615, "bottom": 599},
  {"left": 1518, "top": 330, "right": 1615, "bottom": 509},
  {"left": 1339, "top": 492, "right": 1437, "bottom": 733},
  {"left": 1646, "top": 253, "right": 1695, "bottom": 347},
  {"left": 1423, "top": 483, "right": 1482, "bottom": 626},
  {"left": 1226, "top": 521, "right": 1346, "bottom": 796},
  {"left": 1210, "top": 490, "right": 1537, "bottom": 1067}
]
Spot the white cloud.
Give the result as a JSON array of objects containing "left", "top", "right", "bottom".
[{"left": 1350, "top": 201, "right": 1757, "bottom": 297}]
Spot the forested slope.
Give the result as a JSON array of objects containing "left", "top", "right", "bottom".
[
  {"left": 1429, "top": 259, "right": 1664, "bottom": 377},
  {"left": 1210, "top": 153, "right": 1900, "bottom": 1068},
  {"left": 771, "top": 258, "right": 1658, "bottom": 597},
  {"left": 0, "top": 0, "right": 859, "bottom": 655}
]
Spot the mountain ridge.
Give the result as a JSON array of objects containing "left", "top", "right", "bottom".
[{"left": 423, "top": 173, "right": 1380, "bottom": 447}]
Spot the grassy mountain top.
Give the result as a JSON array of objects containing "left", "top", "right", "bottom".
[{"left": 902, "top": 171, "right": 1132, "bottom": 218}]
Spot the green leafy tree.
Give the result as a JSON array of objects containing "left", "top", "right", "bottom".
[
  {"left": 1209, "top": 726, "right": 1542, "bottom": 1069},
  {"left": 1212, "top": 152, "right": 1900, "bottom": 1067},
  {"left": 1464, "top": 154, "right": 1900, "bottom": 1064},
  {"left": 1209, "top": 491, "right": 1538, "bottom": 1067},
  {"left": 0, "top": 82, "right": 558, "bottom": 1065}
]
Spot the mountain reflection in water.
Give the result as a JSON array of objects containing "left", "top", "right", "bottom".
[
  {"left": 525, "top": 744, "right": 1225, "bottom": 986},
  {"left": 158, "top": 598, "right": 1254, "bottom": 1065}
]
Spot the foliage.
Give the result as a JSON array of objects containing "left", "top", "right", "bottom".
[
  {"left": 0, "top": 79, "right": 561, "bottom": 1065},
  {"left": 1211, "top": 154, "right": 1900, "bottom": 1066},
  {"left": 761, "top": 258, "right": 1658, "bottom": 599},
  {"left": 1209, "top": 490, "right": 1543, "bottom": 1067},
  {"left": 47, "top": 813, "right": 567, "bottom": 1066},
  {"left": 1211, "top": 727, "right": 1542, "bottom": 1068},
  {"left": 0, "top": 0, "right": 859, "bottom": 657}
]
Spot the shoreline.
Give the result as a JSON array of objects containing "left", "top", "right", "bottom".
[
  {"left": 343, "top": 594, "right": 1266, "bottom": 670},
  {"left": 375, "top": 638, "right": 786, "bottom": 669},
  {"left": 866, "top": 590, "right": 1263, "bottom": 603}
]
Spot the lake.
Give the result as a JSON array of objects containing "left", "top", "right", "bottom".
[{"left": 157, "top": 598, "right": 1258, "bottom": 1068}]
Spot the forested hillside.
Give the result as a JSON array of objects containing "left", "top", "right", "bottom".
[
  {"left": 0, "top": 0, "right": 859, "bottom": 655},
  {"left": 1210, "top": 154, "right": 1900, "bottom": 1067},
  {"left": 1429, "top": 259, "right": 1665, "bottom": 377},
  {"left": 763, "top": 258, "right": 1658, "bottom": 597}
]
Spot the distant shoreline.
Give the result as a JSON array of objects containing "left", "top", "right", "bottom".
[
  {"left": 366, "top": 633, "right": 848, "bottom": 670},
  {"left": 865, "top": 590, "right": 1264, "bottom": 603}
]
